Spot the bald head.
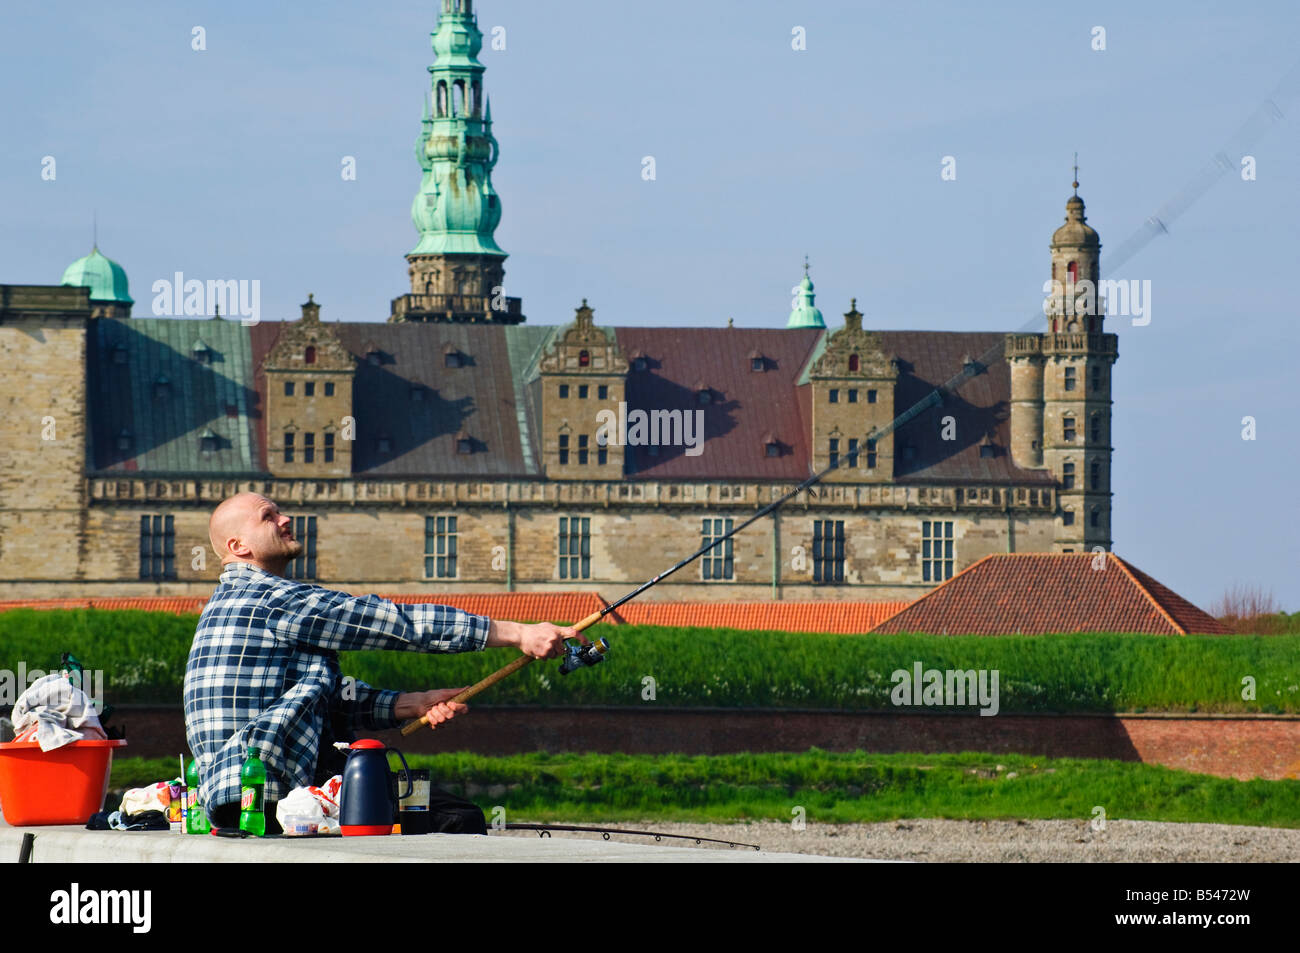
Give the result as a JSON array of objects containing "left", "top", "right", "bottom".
[{"left": 209, "top": 493, "right": 301, "bottom": 574}]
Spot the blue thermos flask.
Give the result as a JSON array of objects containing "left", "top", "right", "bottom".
[{"left": 338, "top": 739, "right": 413, "bottom": 836}]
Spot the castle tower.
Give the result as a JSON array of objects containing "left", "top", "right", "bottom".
[
  {"left": 1009, "top": 167, "right": 1119, "bottom": 551},
  {"left": 390, "top": 0, "right": 523, "bottom": 324}
]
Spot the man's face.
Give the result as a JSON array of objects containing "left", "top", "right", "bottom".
[{"left": 239, "top": 496, "right": 303, "bottom": 562}]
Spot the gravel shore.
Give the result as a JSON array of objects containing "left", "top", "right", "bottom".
[{"left": 495, "top": 818, "right": 1300, "bottom": 862}]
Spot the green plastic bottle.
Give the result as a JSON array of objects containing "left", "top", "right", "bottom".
[
  {"left": 185, "top": 758, "right": 211, "bottom": 835},
  {"left": 239, "top": 747, "right": 266, "bottom": 837}
]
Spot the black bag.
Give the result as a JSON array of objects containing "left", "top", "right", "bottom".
[{"left": 427, "top": 785, "right": 486, "bottom": 835}]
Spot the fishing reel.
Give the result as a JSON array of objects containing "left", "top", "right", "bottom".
[{"left": 559, "top": 637, "right": 609, "bottom": 675}]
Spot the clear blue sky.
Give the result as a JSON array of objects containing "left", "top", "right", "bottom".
[{"left": 2, "top": 1, "right": 1297, "bottom": 610}]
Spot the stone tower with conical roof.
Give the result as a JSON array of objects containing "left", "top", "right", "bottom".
[
  {"left": 1006, "top": 169, "right": 1119, "bottom": 552},
  {"left": 390, "top": 0, "right": 523, "bottom": 324}
]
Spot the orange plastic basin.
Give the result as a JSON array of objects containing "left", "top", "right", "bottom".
[{"left": 0, "top": 739, "right": 127, "bottom": 826}]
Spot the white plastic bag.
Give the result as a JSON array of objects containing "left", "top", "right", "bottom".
[
  {"left": 276, "top": 776, "right": 342, "bottom": 835},
  {"left": 11, "top": 673, "right": 106, "bottom": 751}
]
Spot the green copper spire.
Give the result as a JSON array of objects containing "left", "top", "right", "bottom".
[
  {"left": 409, "top": 0, "right": 503, "bottom": 258},
  {"left": 786, "top": 257, "right": 825, "bottom": 328},
  {"left": 393, "top": 1, "right": 522, "bottom": 322}
]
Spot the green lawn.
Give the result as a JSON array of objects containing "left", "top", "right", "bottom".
[
  {"left": 2, "top": 609, "right": 1298, "bottom": 712},
  {"left": 109, "top": 750, "right": 1300, "bottom": 828}
]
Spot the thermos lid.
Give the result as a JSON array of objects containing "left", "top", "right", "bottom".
[{"left": 349, "top": 739, "right": 385, "bottom": 750}]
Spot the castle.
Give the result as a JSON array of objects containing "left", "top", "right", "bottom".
[{"left": 0, "top": 0, "right": 1116, "bottom": 602}]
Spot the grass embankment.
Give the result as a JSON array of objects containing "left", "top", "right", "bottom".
[
  {"left": 1, "top": 609, "right": 1297, "bottom": 712},
  {"left": 109, "top": 750, "right": 1300, "bottom": 828}
]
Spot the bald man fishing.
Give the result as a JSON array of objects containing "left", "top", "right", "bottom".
[{"left": 183, "top": 492, "right": 581, "bottom": 833}]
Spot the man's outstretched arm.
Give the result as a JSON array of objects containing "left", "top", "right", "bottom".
[{"left": 272, "top": 585, "right": 580, "bottom": 657}]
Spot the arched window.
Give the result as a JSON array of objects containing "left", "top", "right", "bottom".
[
  {"left": 452, "top": 81, "right": 465, "bottom": 117},
  {"left": 1090, "top": 507, "right": 1101, "bottom": 528},
  {"left": 578, "top": 349, "right": 590, "bottom": 367},
  {"left": 436, "top": 82, "right": 448, "bottom": 118},
  {"left": 471, "top": 81, "right": 481, "bottom": 116},
  {"left": 304, "top": 346, "right": 316, "bottom": 365},
  {"left": 1067, "top": 261, "right": 1078, "bottom": 284},
  {"left": 848, "top": 354, "right": 859, "bottom": 372}
]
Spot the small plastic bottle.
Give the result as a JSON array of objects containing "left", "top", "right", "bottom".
[
  {"left": 239, "top": 747, "right": 267, "bottom": 837},
  {"left": 185, "top": 758, "right": 211, "bottom": 835}
]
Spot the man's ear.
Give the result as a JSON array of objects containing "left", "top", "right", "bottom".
[{"left": 227, "top": 536, "right": 251, "bottom": 558}]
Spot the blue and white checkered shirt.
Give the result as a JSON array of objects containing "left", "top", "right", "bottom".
[{"left": 183, "top": 562, "right": 491, "bottom": 818}]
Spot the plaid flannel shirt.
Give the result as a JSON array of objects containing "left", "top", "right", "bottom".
[{"left": 183, "top": 562, "right": 491, "bottom": 818}]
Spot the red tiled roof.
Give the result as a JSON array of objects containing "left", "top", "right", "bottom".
[
  {"left": 0, "top": 597, "right": 209, "bottom": 615},
  {"left": 869, "top": 553, "right": 1232, "bottom": 635},
  {"left": 617, "top": 600, "right": 909, "bottom": 634},
  {"left": 0, "top": 592, "right": 906, "bottom": 633},
  {"left": 382, "top": 591, "right": 611, "bottom": 625}
]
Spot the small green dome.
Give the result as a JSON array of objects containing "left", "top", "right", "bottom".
[
  {"left": 61, "top": 246, "right": 133, "bottom": 304},
  {"left": 787, "top": 266, "right": 825, "bottom": 329}
]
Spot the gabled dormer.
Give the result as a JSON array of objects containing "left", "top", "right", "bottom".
[
  {"left": 808, "top": 299, "right": 897, "bottom": 482},
  {"left": 538, "top": 299, "right": 628, "bottom": 479},
  {"left": 262, "top": 294, "right": 355, "bottom": 477}
]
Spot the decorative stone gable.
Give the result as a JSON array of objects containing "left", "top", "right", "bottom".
[
  {"left": 538, "top": 299, "right": 627, "bottom": 375},
  {"left": 810, "top": 301, "right": 893, "bottom": 379},
  {"left": 263, "top": 294, "right": 354, "bottom": 372}
]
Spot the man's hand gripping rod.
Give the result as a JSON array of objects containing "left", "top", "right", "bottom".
[{"left": 399, "top": 612, "right": 608, "bottom": 736}]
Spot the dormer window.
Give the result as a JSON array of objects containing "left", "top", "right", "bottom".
[
  {"left": 116, "top": 429, "right": 132, "bottom": 451},
  {"left": 445, "top": 347, "right": 463, "bottom": 368},
  {"left": 631, "top": 353, "right": 647, "bottom": 372},
  {"left": 367, "top": 350, "right": 381, "bottom": 366},
  {"left": 848, "top": 354, "right": 860, "bottom": 372},
  {"left": 192, "top": 341, "right": 211, "bottom": 364},
  {"left": 200, "top": 429, "right": 218, "bottom": 453},
  {"left": 377, "top": 435, "right": 392, "bottom": 454},
  {"left": 304, "top": 346, "right": 316, "bottom": 365},
  {"left": 764, "top": 434, "right": 780, "bottom": 457},
  {"left": 456, "top": 433, "right": 473, "bottom": 454},
  {"left": 698, "top": 390, "right": 712, "bottom": 405},
  {"left": 979, "top": 444, "right": 996, "bottom": 459},
  {"left": 153, "top": 376, "right": 170, "bottom": 400},
  {"left": 410, "top": 385, "right": 425, "bottom": 402},
  {"left": 111, "top": 345, "right": 128, "bottom": 365},
  {"left": 578, "top": 349, "right": 590, "bottom": 367},
  {"left": 749, "top": 350, "right": 765, "bottom": 372}
]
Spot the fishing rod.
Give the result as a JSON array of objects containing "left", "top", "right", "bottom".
[
  {"left": 502, "top": 823, "right": 760, "bottom": 851},
  {"left": 402, "top": 59, "right": 1300, "bottom": 738}
]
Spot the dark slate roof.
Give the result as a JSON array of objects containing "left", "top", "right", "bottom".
[
  {"left": 250, "top": 323, "right": 544, "bottom": 477},
  {"left": 88, "top": 318, "right": 1061, "bottom": 486},
  {"left": 88, "top": 317, "right": 261, "bottom": 474},
  {"left": 871, "top": 554, "right": 1231, "bottom": 635},
  {"left": 877, "top": 331, "right": 1055, "bottom": 485},
  {"left": 613, "top": 327, "right": 823, "bottom": 480}
]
